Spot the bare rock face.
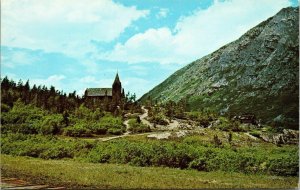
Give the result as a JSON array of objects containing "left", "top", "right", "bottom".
[{"left": 141, "top": 7, "right": 299, "bottom": 129}]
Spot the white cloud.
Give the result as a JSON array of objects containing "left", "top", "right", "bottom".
[
  {"left": 1, "top": 50, "right": 39, "bottom": 68},
  {"left": 122, "top": 77, "right": 151, "bottom": 98},
  {"left": 101, "top": 28, "right": 185, "bottom": 64},
  {"left": 99, "top": 0, "right": 291, "bottom": 64},
  {"left": 156, "top": 8, "right": 169, "bottom": 18},
  {"left": 2, "top": 0, "right": 149, "bottom": 57},
  {"left": 31, "top": 75, "right": 66, "bottom": 90}
]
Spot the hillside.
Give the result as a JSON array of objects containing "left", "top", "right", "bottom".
[{"left": 140, "top": 7, "right": 299, "bottom": 128}]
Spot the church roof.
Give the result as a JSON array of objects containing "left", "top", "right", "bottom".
[
  {"left": 86, "top": 88, "right": 112, "bottom": 97},
  {"left": 113, "top": 73, "right": 121, "bottom": 85}
]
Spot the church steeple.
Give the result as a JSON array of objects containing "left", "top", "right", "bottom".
[
  {"left": 113, "top": 72, "right": 121, "bottom": 85},
  {"left": 112, "top": 72, "right": 122, "bottom": 104}
]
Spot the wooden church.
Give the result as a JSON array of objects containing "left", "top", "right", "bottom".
[{"left": 84, "top": 73, "right": 125, "bottom": 104}]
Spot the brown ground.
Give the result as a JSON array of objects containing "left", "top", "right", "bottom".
[{"left": 1, "top": 177, "right": 65, "bottom": 189}]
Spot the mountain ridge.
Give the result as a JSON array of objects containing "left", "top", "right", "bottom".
[{"left": 140, "top": 7, "right": 299, "bottom": 128}]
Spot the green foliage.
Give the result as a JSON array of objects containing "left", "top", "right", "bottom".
[
  {"left": 267, "top": 155, "right": 299, "bottom": 176},
  {"left": 107, "top": 128, "right": 123, "bottom": 135},
  {"left": 39, "top": 114, "right": 64, "bottom": 135},
  {"left": 63, "top": 123, "right": 92, "bottom": 137},
  {"left": 185, "top": 111, "right": 216, "bottom": 127},
  {"left": 149, "top": 112, "right": 169, "bottom": 125},
  {"left": 1, "top": 133, "right": 298, "bottom": 176},
  {"left": 1, "top": 133, "right": 93, "bottom": 159},
  {"left": 1, "top": 103, "right": 11, "bottom": 112},
  {"left": 213, "top": 135, "right": 222, "bottom": 147},
  {"left": 92, "top": 115, "right": 125, "bottom": 135},
  {"left": 213, "top": 117, "right": 245, "bottom": 132},
  {"left": 128, "top": 118, "right": 151, "bottom": 133},
  {"left": 249, "top": 130, "right": 261, "bottom": 138},
  {"left": 1, "top": 101, "right": 46, "bottom": 134},
  {"left": 74, "top": 104, "right": 94, "bottom": 120}
]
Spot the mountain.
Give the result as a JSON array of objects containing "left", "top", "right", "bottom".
[{"left": 140, "top": 7, "right": 299, "bottom": 128}]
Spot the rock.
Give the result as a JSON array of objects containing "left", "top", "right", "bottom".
[
  {"left": 175, "top": 130, "right": 188, "bottom": 138},
  {"left": 261, "top": 129, "right": 298, "bottom": 145},
  {"left": 283, "top": 129, "right": 299, "bottom": 138},
  {"left": 273, "top": 134, "right": 286, "bottom": 145}
]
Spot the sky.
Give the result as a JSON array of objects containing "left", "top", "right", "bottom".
[{"left": 1, "top": 0, "right": 298, "bottom": 98}]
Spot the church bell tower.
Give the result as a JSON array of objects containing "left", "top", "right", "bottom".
[{"left": 112, "top": 72, "right": 122, "bottom": 103}]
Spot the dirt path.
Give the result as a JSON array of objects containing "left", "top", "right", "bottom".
[
  {"left": 97, "top": 106, "right": 185, "bottom": 142},
  {"left": 98, "top": 107, "right": 152, "bottom": 141},
  {"left": 140, "top": 106, "right": 153, "bottom": 127},
  {"left": 1, "top": 177, "right": 65, "bottom": 189}
]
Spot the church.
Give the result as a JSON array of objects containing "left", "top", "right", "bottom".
[{"left": 84, "top": 73, "right": 125, "bottom": 104}]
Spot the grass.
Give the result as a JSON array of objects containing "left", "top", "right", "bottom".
[{"left": 1, "top": 154, "right": 298, "bottom": 189}]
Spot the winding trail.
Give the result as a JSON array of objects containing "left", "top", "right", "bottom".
[
  {"left": 98, "top": 106, "right": 153, "bottom": 141},
  {"left": 140, "top": 106, "right": 153, "bottom": 127},
  {"left": 98, "top": 106, "right": 185, "bottom": 141}
]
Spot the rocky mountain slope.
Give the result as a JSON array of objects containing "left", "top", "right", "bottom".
[{"left": 140, "top": 7, "right": 299, "bottom": 128}]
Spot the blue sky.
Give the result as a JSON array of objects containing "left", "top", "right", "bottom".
[{"left": 1, "top": 0, "right": 298, "bottom": 98}]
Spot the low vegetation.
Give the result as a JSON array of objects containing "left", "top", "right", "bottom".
[
  {"left": 1, "top": 133, "right": 298, "bottom": 176},
  {"left": 1, "top": 101, "right": 125, "bottom": 137},
  {"left": 127, "top": 118, "right": 151, "bottom": 133},
  {"left": 2, "top": 155, "right": 298, "bottom": 189}
]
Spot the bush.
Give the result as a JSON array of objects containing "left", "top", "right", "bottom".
[
  {"left": 39, "top": 114, "right": 64, "bottom": 135},
  {"left": 128, "top": 119, "right": 151, "bottom": 133},
  {"left": 150, "top": 113, "right": 169, "bottom": 125},
  {"left": 185, "top": 111, "right": 216, "bottom": 127},
  {"left": 107, "top": 128, "right": 123, "bottom": 135},
  {"left": 63, "top": 124, "right": 92, "bottom": 137},
  {"left": 89, "top": 123, "right": 108, "bottom": 135},
  {"left": 1, "top": 101, "right": 46, "bottom": 134},
  {"left": 1, "top": 133, "right": 93, "bottom": 159},
  {"left": 1, "top": 133, "right": 298, "bottom": 176},
  {"left": 267, "top": 154, "right": 299, "bottom": 176},
  {"left": 1, "top": 103, "right": 11, "bottom": 112},
  {"left": 214, "top": 117, "right": 245, "bottom": 132},
  {"left": 249, "top": 131, "right": 261, "bottom": 138}
]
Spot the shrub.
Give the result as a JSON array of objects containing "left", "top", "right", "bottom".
[
  {"left": 98, "top": 116, "right": 124, "bottom": 130},
  {"left": 39, "top": 114, "right": 64, "bottom": 135},
  {"left": 1, "top": 133, "right": 94, "bottom": 159},
  {"left": 63, "top": 124, "right": 92, "bottom": 137},
  {"left": 189, "top": 157, "right": 207, "bottom": 171},
  {"left": 107, "top": 128, "right": 123, "bottom": 135},
  {"left": 214, "top": 117, "right": 245, "bottom": 132},
  {"left": 89, "top": 122, "right": 108, "bottom": 135},
  {"left": 267, "top": 154, "right": 299, "bottom": 176},
  {"left": 1, "top": 133, "right": 298, "bottom": 176},
  {"left": 128, "top": 119, "right": 151, "bottom": 133},
  {"left": 1, "top": 102, "right": 46, "bottom": 134},
  {"left": 213, "top": 135, "right": 222, "bottom": 147},
  {"left": 1, "top": 103, "right": 11, "bottom": 112},
  {"left": 249, "top": 131, "right": 261, "bottom": 138},
  {"left": 185, "top": 111, "right": 216, "bottom": 127},
  {"left": 150, "top": 113, "right": 169, "bottom": 125},
  {"left": 75, "top": 104, "right": 93, "bottom": 120}
]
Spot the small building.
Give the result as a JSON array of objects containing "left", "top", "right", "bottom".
[{"left": 84, "top": 73, "right": 125, "bottom": 105}]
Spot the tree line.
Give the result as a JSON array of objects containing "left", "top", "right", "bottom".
[{"left": 1, "top": 76, "right": 139, "bottom": 114}]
